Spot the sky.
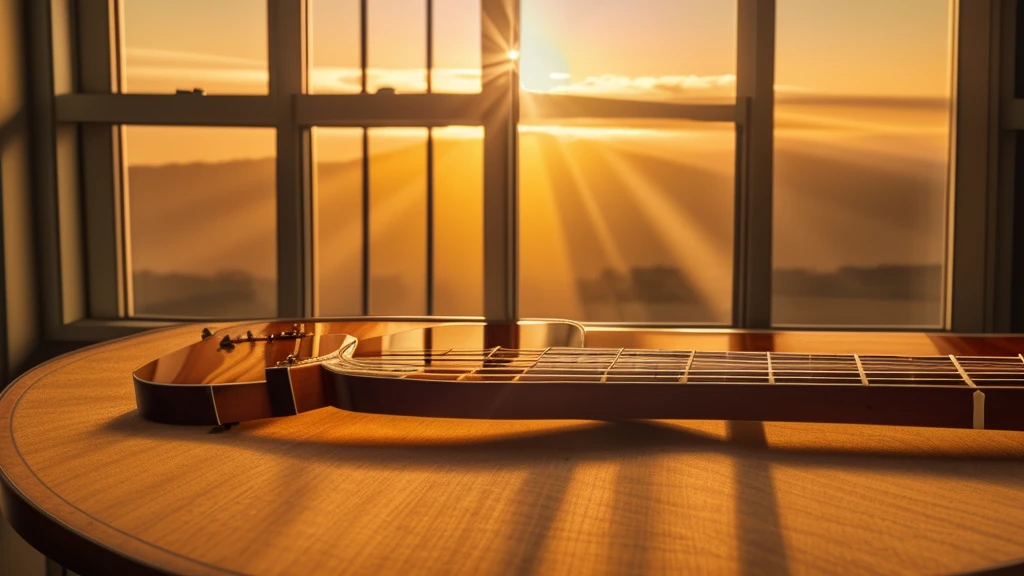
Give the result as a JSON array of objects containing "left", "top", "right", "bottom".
[
  {"left": 120, "top": 0, "right": 952, "bottom": 164},
  {"left": 121, "top": 0, "right": 952, "bottom": 101},
  {"left": 119, "top": 0, "right": 952, "bottom": 166}
]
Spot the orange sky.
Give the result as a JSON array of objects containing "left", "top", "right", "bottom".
[
  {"left": 120, "top": 0, "right": 952, "bottom": 165},
  {"left": 123, "top": 0, "right": 951, "bottom": 98},
  {"left": 122, "top": 0, "right": 951, "bottom": 165}
]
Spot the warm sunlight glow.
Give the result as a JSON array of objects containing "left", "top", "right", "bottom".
[{"left": 121, "top": 0, "right": 954, "bottom": 327}]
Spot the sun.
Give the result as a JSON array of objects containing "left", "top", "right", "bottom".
[{"left": 519, "top": 29, "right": 571, "bottom": 92}]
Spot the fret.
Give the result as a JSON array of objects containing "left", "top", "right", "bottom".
[
  {"left": 509, "top": 347, "right": 552, "bottom": 382},
  {"left": 601, "top": 348, "right": 626, "bottom": 383},
  {"left": 766, "top": 352, "right": 775, "bottom": 384},
  {"left": 951, "top": 355, "right": 1024, "bottom": 387},
  {"left": 681, "top": 350, "right": 695, "bottom": 383},
  {"left": 853, "top": 354, "right": 869, "bottom": 386},
  {"left": 480, "top": 346, "right": 502, "bottom": 365},
  {"left": 949, "top": 355, "right": 985, "bottom": 430},
  {"left": 949, "top": 356, "right": 976, "bottom": 388}
]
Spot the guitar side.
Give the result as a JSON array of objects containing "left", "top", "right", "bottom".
[
  {"left": 133, "top": 319, "right": 1024, "bottom": 431},
  {"left": 132, "top": 319, "right": 586, "bottom": 425}
]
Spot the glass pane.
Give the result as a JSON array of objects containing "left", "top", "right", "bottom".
[
  {"left": 773, "top": 0, "right": 952, "bottom": 327},
  {"left": 519, "top": 0, "right": 735, "bottom": 103},
  {"left": 125, "top": 126, "right": 277, "bottom": 318},
  {"left": 369, "top": 128, "right": 428, "bottom": 314},
  {"left": 433, "top": 126, "right": 484, "bottom": 315},
  {"left": 368, "top": 0, "right": 427, "bottom": 94},
  {"left": 314, "top": 128, "right": 364, "bottom": 315},
  {"left": 519, "top": 121, "right": 735, "bottom": 323},
  {"left": 432, "top": 0, "right": 482, "bottom": 93},
  {"left": 309, "top": 0, "right": 362, "bottom": 94},
  {"left": 121, "top": 0, "right": 268, "bottom": 94}
]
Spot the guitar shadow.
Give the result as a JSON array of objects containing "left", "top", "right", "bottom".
[{"left": 104, "top": 410, "right": 1024, "bottom": 575}]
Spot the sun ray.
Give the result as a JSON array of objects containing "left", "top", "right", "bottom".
[
  {"left": 550, "top": 138, "right": 629, "bottom": 274},
  {"left": 592, "top": 142, "right": 733, "bottom": 321},
  {"left": 518, "top": 132, "right": 583, "bottom": 319}
]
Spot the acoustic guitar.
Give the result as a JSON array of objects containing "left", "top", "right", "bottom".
[{"left": 133, "top": 319, "right": 1024, "bottom": 431}]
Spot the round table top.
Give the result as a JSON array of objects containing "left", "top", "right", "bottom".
[{"left": 3, "top": 321, "right": 1024, "bottom": 575}]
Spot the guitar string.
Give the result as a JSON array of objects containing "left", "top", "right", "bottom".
[
  {"left": 332, "top": 347, "right": 1024, "bottom": 387},
  {"left": 362, "top": 353, "right": 1022, "bottom": 370},
  {"left": 350, "top": 350, "right": 1024, "bottom": 369}
]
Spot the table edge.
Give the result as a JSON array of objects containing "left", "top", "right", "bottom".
[{"left": 0, "top": 324, "right": 236, "bottom": 576}]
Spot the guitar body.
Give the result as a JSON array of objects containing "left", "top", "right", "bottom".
[{"left": 134, "top": 319, "right": 1024, "bottom": 431}]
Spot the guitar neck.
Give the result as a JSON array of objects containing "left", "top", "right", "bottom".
[
  {"left": 348, "top": 347, "right": 1024, "bottom": 385},
  {"left": 324, "top": 348, "right": 1024, "bottom": 431}
]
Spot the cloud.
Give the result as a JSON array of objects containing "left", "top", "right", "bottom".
[
  {"left": 546, "top": 73, "right": 737, "bottom": 100},
  {"left": 124, "top": 61, "right": 482, "bottom": 94},
  {"left": 309, "top": 67, "right": 482, "bottom": 94},
  {"left": 119, "top": 51, "right": 948, "bottom": 107}
]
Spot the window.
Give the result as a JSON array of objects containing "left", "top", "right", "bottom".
[
  {"left": 124, "top": 126, "right": 277, "bottom": 318},
  {"left": 43, "top": 0, "right": 1013, "bottom": 336},
  {"left": 518, "top": 121, "right": 736, "bottom": 323},
  {"left": 431, "top": 126, "right": 484, "bottom": 315},
  {"left": 308, "top": 0, "right": 361, "bottom": 94},
  {"left": 518, "top": 0, "right": 737, "bottom": 324},
  {"left": 772, "top": 0, "right": 952, "bottom": 328},
  {"left": 367, "top": 0, "right": 428, "bottom": 94},
  {"left": 367, "top": 127, "right": 430, "bottom": 314},
  {"left": 122, "top": 0, "right": 269, "bottom": 94},
  {"left": 312, "top": 127, "right": 363, "bottom": 314}
]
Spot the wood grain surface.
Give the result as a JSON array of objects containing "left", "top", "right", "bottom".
[{"left": 3, "top": 322, "right": 1024, "bottom": 575}]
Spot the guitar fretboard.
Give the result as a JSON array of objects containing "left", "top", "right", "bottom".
[{"left": 338, "top": 348, "right": 1024, "bottom": 387}]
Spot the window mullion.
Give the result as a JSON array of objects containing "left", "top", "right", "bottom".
[
  {"left": 481, "top": 0, "right": 519, "bottom": 324},
  {"left": 269, "top": 0, "right": 310, "bottom": 318},
  {"left": 734, "top": 0, "right": 776, "bottom": 329},
  {"left": 295, "top": 94, "right": 484, "bottom": 126},
  {"left": 54, "top": 94, "right": 276, "bottom": 125},
  {"left": 78, "top": 0, "right": 126, "bottom": 319},
  {"left": 426, "top": 0, "right": 434, "bottom": 315},
  {"left": 522, "top": 93, "right": 734, "bottom": 122},
  {"left": 360, "top": 0, "right": 369, "bottom": 315},
  {"left": 949, "top": 0, "right": 1017, "bottom": 333}
]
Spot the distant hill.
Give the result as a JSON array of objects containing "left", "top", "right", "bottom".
[
  {"left": 128, "top": 139, "right": 484, "bottom": 318},
  {"left": 127, "top": 110, "right": 948, "bottom": 324}
]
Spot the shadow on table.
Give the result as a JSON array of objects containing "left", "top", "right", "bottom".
[{"left": 105, "top": 411, "right": 1024, "bottom": 575}]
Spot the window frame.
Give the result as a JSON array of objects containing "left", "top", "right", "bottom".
[{"left": 29, "top": 0, "right": 1018, "bottom": 342}]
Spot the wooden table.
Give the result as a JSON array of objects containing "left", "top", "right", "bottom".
[{"left": 3, "top": 322, "right": 1024, "bottom": 575}]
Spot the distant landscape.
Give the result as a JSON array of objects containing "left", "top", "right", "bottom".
[{"left": 127, "top": 98, "right": 949, "bottom": 327}]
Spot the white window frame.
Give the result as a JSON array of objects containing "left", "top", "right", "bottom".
[{"left": 27, "top": 0, "right": 1018, "bottom": 342}]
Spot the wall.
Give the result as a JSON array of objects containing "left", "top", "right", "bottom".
[{"left": 0, "top": 0, "right": 46, "bottom": 574}]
